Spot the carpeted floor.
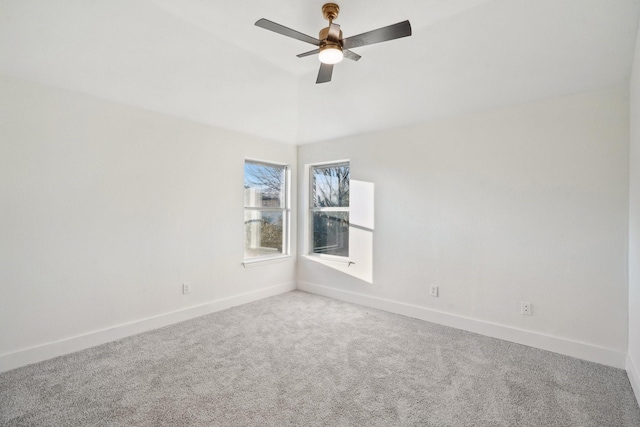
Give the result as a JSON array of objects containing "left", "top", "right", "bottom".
[{"left": 1, "top": 291, "right": 639, "bottom": 426}]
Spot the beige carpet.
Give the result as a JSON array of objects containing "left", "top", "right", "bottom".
[{"left": 1, "top": 291, "right": 639, "bottom": 426}]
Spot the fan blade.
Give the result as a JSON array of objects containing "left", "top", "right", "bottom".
[
  {"left": 343, "top": 49, "right": 361, "bottom": 61},
  {"left": 316, "top": 63, "right": 333, "bottom": 84},
  {"left": 255, "top": 18, "right": 320, "bottom": 46},
  {"left": 328, "top": 23, "right": 340, "bottom": 42},
  {"left": 297, "top": 48, "right": 319, "bottom": 58},
  {"left": 342, "top": 20, "right": 411, "bottom": 50}
]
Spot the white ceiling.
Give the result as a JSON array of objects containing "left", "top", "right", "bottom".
[{"left": 1, "top": 0, "right": 639, "bottom": 144}]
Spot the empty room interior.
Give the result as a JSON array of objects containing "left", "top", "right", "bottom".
[{"left": 2, "top": 0, "right": 640, "bottom": 425}]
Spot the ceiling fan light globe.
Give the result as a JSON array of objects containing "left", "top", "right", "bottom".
[{"left": 319, "top": 47, "right": 344, "bottom": 64}]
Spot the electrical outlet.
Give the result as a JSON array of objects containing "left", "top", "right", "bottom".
[
  {"left": 430, "top": 285, "right": 439, "bottom": 297},
  {"left": 521, "top": 302, "right": 531, "bottom": 315},
  {"left": 182, "top": 283, "right": 191, "bottom": 295}
]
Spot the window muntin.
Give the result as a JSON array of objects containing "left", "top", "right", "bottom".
[
  {"left": 244, "top": 160, "right": 289, "bottom": 260},
  {"left": 310, "top": 162, "right": 350, "bottom": 257}
]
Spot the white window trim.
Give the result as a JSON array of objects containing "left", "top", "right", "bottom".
[
  {"left": 307, "top": 160, "right": 350, "bottom": 260},
  {"left": 243, "top": 159, "right": 291, "bottom": 263},
  {"left": 301, "top": 254, "right": 354, "bottom": 266},
  {"left": 242, "top": 254, "right": 292, "bottom": 268}
]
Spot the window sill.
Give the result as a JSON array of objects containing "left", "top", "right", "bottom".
[
  {"left": 302, "top": 254, "right": 354, "bottom": 266},
  {"left": 242, "top": 255, "right": 292, "bottom": 268}
]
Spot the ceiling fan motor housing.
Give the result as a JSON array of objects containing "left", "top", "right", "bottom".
[
  {"left": 319, "top": 26, "right": 343, "bottom": 46},
  {"left": 318, "top": 26, "right": 343, "bottom": 63}
]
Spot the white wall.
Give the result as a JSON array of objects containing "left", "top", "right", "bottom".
[
  {"left": 298, "top": 86, "right": 630, "bottom": 368},
  {"left": 628, "top": 21, "right": 640, "bottom": 403},
  {"left": 0, "top": 75, "right": 297, "bottom": 371},
  {"left": 0, "top": 70, "right": 634, "bottom": 376}
]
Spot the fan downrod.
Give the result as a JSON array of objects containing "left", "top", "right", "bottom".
[{"left": 322, "top": 3, "right": 340, "bottom": 21}]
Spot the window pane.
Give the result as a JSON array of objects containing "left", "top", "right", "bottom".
[
  {"left": 312, "top": 211, "right": 349, "bottom": 256},
  {"left": 244, "top": 210, "right": 284, "bottom": 258},
  {"left": 312, "top": 164, "right": 350, "bottom": 208},
  {"left": 244, "top": 162, "right": 285, "bottom": 208}
]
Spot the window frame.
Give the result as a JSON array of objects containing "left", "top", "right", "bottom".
[
  {"left": 243, "top": 159, "right": 290, "bottom": 264},
  {"left": 308, "top": 160, "right": 350, "bottom": 260}
]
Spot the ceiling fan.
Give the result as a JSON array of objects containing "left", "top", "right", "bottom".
[{"left": 255, "top": 3, "right": 412, "bottom": 84}]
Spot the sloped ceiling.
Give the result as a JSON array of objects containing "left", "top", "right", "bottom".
[{"left": 1, "top": 0, "right": 639, "bottom": 144}]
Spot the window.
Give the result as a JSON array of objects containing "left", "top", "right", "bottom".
[
  {"left": 310, "top": 162, "right": 350, "bottom": 257},
  {"left": 244, "top": 160, "right": 289, "bottom": 260}
]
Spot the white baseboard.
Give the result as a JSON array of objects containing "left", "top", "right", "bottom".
[
  {"left": 0, "top": 282, "right": 295, "bottom": 373},
  {"left": 299, "top": 282, "right": 627, "bottom": 369},
  {"left": 628, "top": 354, "right": 640, "bottom": 406}
]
